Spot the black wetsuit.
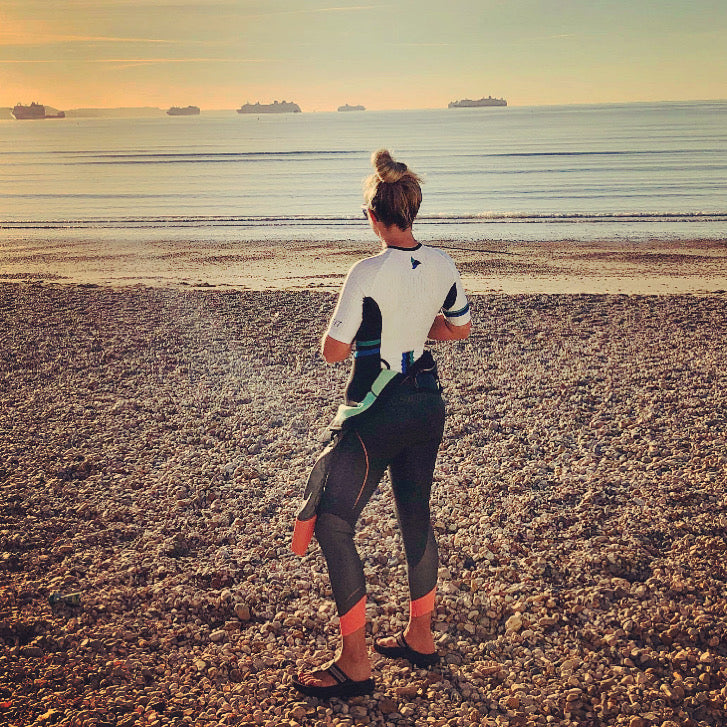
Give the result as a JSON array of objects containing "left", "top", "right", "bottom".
[{"left": 311, "top": 243, "right": 470, "bottom": 635}]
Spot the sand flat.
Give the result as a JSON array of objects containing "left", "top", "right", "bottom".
[{"left": 1, "top": 237, "right": 726, "bottom": 294}]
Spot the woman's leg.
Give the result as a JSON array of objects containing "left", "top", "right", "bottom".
[
  {"left": 386, "top": 437, "right": 442, "bottom": 653},
  {"left": 297, "top": 428, "right": 388, "bottom": 686}
]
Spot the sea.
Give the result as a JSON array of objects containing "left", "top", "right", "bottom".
[{"left": 1, "top": 101, "right": 726, "bottom": 245}]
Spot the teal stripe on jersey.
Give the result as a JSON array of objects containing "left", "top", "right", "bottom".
[
  {"left": 445, "top": 302, "right": 470, "bottom": 318},
  {"left": 356, "top": 338, "right": 381, "bottom": 348}
]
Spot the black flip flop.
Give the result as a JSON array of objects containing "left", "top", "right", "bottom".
[
  {"left": 292, "top": 662, "right": 375, "bottom": 699},
  {"left": 374, "top": 632, "right": 440, "bottom": 668}
]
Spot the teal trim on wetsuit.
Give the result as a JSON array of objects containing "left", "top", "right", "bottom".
[{"left": 330, "top": 369, "right": 400, "bottom": 430}]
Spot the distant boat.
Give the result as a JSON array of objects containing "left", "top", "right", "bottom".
[
  {"left": 448, "top": 96, "right": 507, "bottom": 108},
  {"left": 237, "top": 100, "right": 301, "bottom": 114},
  {"left": 12, "top": 102, "right": 65, "bottom": 120},
  {"left": 167, "top": 105, "right": 200, "bottom": 116},
  {"left": 338, "top": 104, "right": 365, "bottom": 112}
]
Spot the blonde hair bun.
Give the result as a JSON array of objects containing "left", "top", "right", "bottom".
[
  {"left": 363, "top": 148, "right": 422, "bottom": 229},
  {"left": 372, "top": 149, "right": 408, "bottom": 183}
]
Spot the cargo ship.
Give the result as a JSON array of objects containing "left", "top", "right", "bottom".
[
  {"left": 237, "top": 100, "right": 301, "bottom": 114},
  {"left": 167, "top": 105, "right": 200, "bottom": 116},
  {"left": 338, "top": 104, "right": 365, "bottom": 112},
  {"left": 448, "top": 96, "right": 507, "bottom": 108},
  {"left": 12, "top": 102, "right": 66, "bottom": 119}
]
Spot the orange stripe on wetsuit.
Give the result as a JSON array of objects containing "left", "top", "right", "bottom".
[
  {"left": 339, "top": 595, "right": 367, "bottom": 636},
  {"left": 410, "top": 587, "right": 436, "bottom": 617}
]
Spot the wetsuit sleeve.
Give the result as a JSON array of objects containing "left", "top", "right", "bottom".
[
  {"left": 326, "top": 265, "right": 365, "bottom": 343},
  {"left": 441, "top": 268, "right": 471, "bottom": 326}
]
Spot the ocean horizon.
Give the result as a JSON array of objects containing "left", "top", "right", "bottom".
[
  {"left": 3, "top": 98, "right": 726, "bottom": 113},
  {"left": 2, "top": 100, "right": 726, "bottom": 245}
]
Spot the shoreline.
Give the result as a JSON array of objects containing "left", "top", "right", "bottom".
[{"left": 1, "top": 237, "right": 726, "bottom": 295}]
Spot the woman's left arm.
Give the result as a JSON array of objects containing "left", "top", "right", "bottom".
[
  {"left": 321, "top": 335, "right": 352, "bottom": 362},
  {"left": 320, "top": 263, "right": 364, "bottom": 363}
]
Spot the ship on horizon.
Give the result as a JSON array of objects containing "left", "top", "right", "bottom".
[
  {"left": 12, "top": 102, "right": 65, "bottom": 120},
  {"left": 448, "top": 96, "right": 507, "bottom": 108},
  {"left": 338, "top": 104, "right": 365, "bottom": 112},
  {"left": 167, "top": 105, "right": 200, "bottom": 116},
  {"left": 237, "top": 100, "right": 301, "bottom": 114}
]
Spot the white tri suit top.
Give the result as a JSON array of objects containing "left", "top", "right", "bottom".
[{"left": 326, "top": 242, "right": 471, "bottom": 404}]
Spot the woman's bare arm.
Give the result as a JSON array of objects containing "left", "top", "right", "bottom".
[
  {"left": 427, "top": 314, "right": 471, "bottom": 341},
  {"left": 321, "top": 335, "right": 352, "bottom": 363}
]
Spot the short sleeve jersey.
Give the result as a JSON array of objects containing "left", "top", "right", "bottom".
[{"left": 326, "top": 242, "right": 470, "bottom": 402}]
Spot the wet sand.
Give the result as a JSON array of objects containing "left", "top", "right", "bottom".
[{"left": 1, "top": 237, "right": 726, "bottom": 294}]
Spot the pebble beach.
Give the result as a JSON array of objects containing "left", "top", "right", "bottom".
[{"left": 1, "top": 250, "right": 727, "bottom": 726}]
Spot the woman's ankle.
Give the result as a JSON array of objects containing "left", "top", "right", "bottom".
[
  {"left": 404, "top": 614, "right": 435, "bottom": 651},
  {"left": 337, "top": 627, "right": 371, "bottom": 677},
  {"left": 335, "top": 652, "right": 371, "bottom": 680}
]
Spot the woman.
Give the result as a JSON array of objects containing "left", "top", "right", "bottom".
[{"left": 292, "top": 149, "right": 471, "bottom": 699}]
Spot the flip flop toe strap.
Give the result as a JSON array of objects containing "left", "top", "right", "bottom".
[{"left": 326, "top": 663, "right": 351, "bottom": 685}]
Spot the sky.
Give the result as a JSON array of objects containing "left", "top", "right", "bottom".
[{"left": 1, "top": 0, "right": 725, "bottom": 111}]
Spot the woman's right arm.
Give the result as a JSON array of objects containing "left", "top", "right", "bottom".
[
  {"left": 428, "top": 314, "right": 471, "bottom": 341},
  {"left": 435, "top": 261, "right": 471, "bottom": 340}
]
